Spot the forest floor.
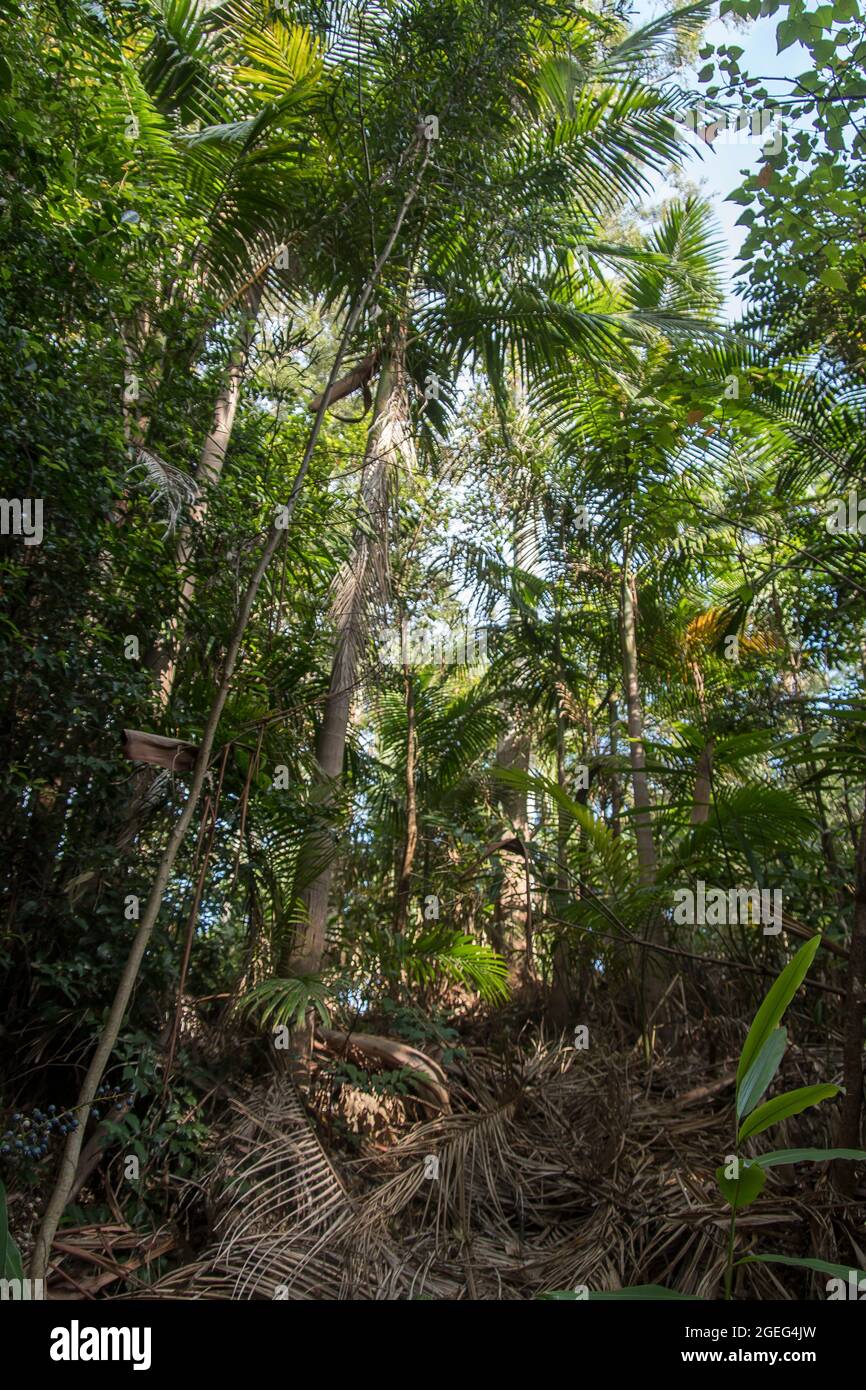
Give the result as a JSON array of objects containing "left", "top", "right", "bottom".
[{"left": 21, "top": 999, "right": 866, "bottom": 1302}]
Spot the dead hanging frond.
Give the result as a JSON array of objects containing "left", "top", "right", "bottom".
[
  {"left": 126, "top": 447, "right": 199, "bottom": 535},
  {"left": 308, "top": 350, "right": 380, "bottom": 418},
  {"left": 120, "top": 729, "right": 199, "bottom": 772},
  {"left": 139, "top": 768, "right": 174, "bottom": 810}
]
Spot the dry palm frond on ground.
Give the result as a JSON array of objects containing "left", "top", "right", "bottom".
[{"left": 144, "top": 1031, "right": 865, "bottom": 1301}]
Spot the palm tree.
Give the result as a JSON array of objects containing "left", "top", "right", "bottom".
[
  {"left": 280, "top": 1, "right": 721, "bottom": 984},
  {"left": 538, "top": 197, "right": 726, "bottom": 866},
  {"left": 130, "top": 3, "right": 331, "bottom": 702}
]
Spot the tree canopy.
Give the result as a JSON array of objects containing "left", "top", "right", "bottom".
[{"left": 1, "top": 0, "right": 866, "bottom": 1321}]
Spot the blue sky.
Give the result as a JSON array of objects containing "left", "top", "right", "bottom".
[{"left": 635, "top": 3, "right": 806, "bottom": 314}]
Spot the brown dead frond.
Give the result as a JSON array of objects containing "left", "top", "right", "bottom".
[{"left": 145, "top": 1031, "right": 859, "bottom": 1301}]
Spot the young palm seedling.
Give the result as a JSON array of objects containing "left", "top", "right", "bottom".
[
  {"left": 542, "top": 934, "right": 866, "bottom": 1300},
  {"left": 717, "top": 933, "right": 866, "bottom": 1299}
]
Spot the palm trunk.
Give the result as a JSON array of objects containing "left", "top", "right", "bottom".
[
  {"left": 834, "top": 785, "right": 866, "bottom": 1193},
  {"left": 491, "top": 509, "right": 536, "bottom": 985},
  {"left": 619, "top": 545, "right": 670, "bottom": 1026},
  {"left": 281, "top": 343, "right": 407, "bottom": 977},
  {"left": 491, "top": 726, "right": 532, "bottom": 984},
  {"left": 691, "top": 738, "right": 714, "bottom": 826},
  {"left": 549, "top": 698, "right": 571, "bottom": 1028},
  {"left": 689, "top": 658, "right": 713, "bottom": 827},
  {"left": 608, "top": 694, "right": 622, "bottom": 836},
  {"left": 147, "top": 279, "right": 264, "bottom": 706},
  {"left": 619, "top": 552, "right": 657, "bottom": 884},
  {"left": 393, "top": 662, "right": 418, "bottom": 935},
  {"left": 29, "top": 151, "right": 430, "bottom": 1280}
]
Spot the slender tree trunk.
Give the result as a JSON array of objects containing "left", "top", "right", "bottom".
[
  {"left": 29, "top": 146, "right": 430, "bottom": 1282},
  {"left": 549, "top": 698, "right": 571, "bottom": 1028},
  {"left": 147, "top": 279, "right": 264, "bottom": 706},
  {"left": 393, "top": 661, "right": 418, "bottom": 935},
  {"left": 688, "top": 657, "right": 714, "bottom": 827},
  {"left": 491, "top": 508, "right": 536, "bottom": 984},
  {"left": 834, "top": 786, "right": 866, "bottom": 1193},
  {"left": 281, "top": 342, "right": 409, "bottom": 976},
  {"left": 619, "top": 545, "right": 670, "bottom": 1027},
  {"left": 691, "top": 738, "right": 714, "bottom": 826},
  {"left": 491, "top": 726, "right": 532, "bottom": 985},
  {"left": 619, "top": 551, "right": 657, "bottom": 884},
  {"left": 609, "top": 694, "right": 622, "bottom": 837}
]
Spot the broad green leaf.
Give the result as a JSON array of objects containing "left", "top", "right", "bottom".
[
  {"left": 778, "top": 266, "right": 810, "bottom": 289},
  {"left": 747, "top": 1147, "right": 866, "bottom": 1168},
  {"left": 716, "top": 1162, "right": 766, "bottom": 1208},
  {"left": 736, "top": 1026, "right": 786, "bottom": 1119},
  {"left": 737, "top": 1254, "right": 866, "bottom": 1280},
  {"left": 776, "top": 18, "right": 798, "bottom": 49},
  {"left": 0, "top": 1180, "right": 23, "bottom": 1281},
  {"left": 738, "top": 1084, "right": 840, "bottom": 1142},
  {"left": 820, "top": 267, "right": 847, "bottom": 291},
  {"left": 736, "top": 935, "right": 821, "bottom": 1094}
]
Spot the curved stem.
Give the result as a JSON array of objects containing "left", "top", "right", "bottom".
[{"left": 28, "top": 142, "right": 430, "bottom": 1286}]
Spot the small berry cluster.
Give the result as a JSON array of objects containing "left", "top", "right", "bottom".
[
  {"left": 1, "top": 1106, "right": 75, "bottom": 1161},
  {"left": 1, "top": 1085, "right": 137, "bottom": 1163},
  {"left": 89, "top": 1082, "right": 137, "bottom": 1121}
]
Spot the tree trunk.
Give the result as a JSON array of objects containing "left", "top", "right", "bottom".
[
  {"left": 619, "top": 553, "right": 657, "bottom": 884},
  {"left": 393, "top": 661, "right": 418, "bottom": 935},
  {"left": 490, "top": 507, "right": 536, "bottom": 986},
  {"left": 608, "top": 694, "right": 622, "bottom": 837},
  {"left": 834, "top": 786, "right": 866, "bottom": 1193},
  {"left": 549, "top": 698, "right": 572, "bottom": 1029},
  {"left": 281, "top": 341, "right": 409, "bottom": 977},
  {"left": 691, "top": 738, "right": 714, "bottom": 826},
  {"left": 147, "top": 278, "right": 264, "bottom": 706},
  {"left": 619, "top": 547, "right": 669, "bottom": 1027},
  {"left": 491, "top": 726, "right": 533, "bottom": 985}
]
